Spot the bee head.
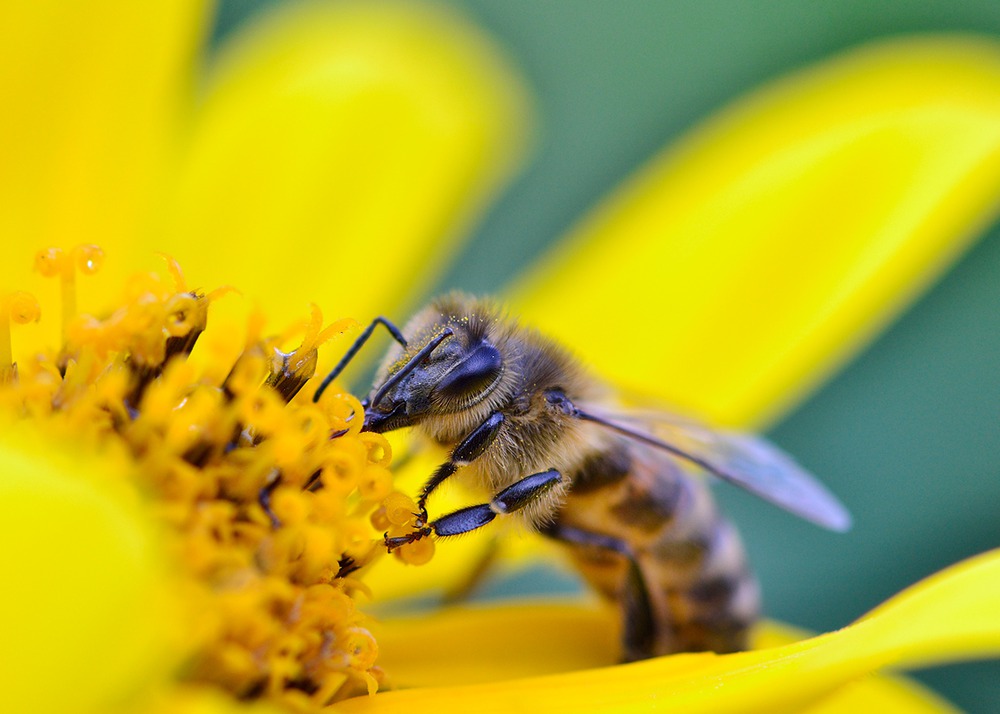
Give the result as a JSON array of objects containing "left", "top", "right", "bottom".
[{"left": 363, "top": 324, "right": 504, "bottom": 434}]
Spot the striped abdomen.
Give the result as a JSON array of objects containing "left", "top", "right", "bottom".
[{"left": 554, "top": 439, "right": 760, "bottom": 658}]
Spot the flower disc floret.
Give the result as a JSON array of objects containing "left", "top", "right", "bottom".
[{"left": 0, "top": 248, "right": 419, "bottom": 708}]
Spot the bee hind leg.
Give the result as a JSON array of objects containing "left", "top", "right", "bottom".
[
  {"left": 540, "top": 521, "right": 656, "bottom": 662},
  {"left": 385, "top": 469, "right": 562, "bottom": 550}
]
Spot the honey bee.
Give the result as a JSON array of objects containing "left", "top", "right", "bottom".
[{"left": 314, "top": 293, "right": 850, "bottom": 660}]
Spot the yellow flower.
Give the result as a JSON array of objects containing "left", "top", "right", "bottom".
[{"left": 2, "top": 2, "right": 1000, "bottom": 713}]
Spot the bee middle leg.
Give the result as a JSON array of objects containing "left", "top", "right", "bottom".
[
  {"left": 385, "top": 469, "right": 563, "bottom": 549},
  {"left": 540, "top": 521, "right": 656, "bottom": 662}
]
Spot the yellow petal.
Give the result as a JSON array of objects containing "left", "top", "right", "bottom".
[
  {"left": 373, "top": 605, "right": 960, "bottom": 714},
  {"left": 511, "top": 36, "right": 1000, "bottom": 428},
  {"left": 343, "top": 548, "right": 1000, "bottom": 713},
  {"left": 802, "top": 676, "right": 957, "bottom": 714},
  {"left": 0, "top": 426, "right": 179, "bottom": 714},
  {"left": 147, "top": 685, "right": 288, "bottom": 714},
  {"left": 756, "top": 625, "right": 958, "bottom": 714},
  {"left": 165, "top": 0, "right": 530, "bottom": 325},
  {"left": 372, "top": 600, "right": 618, "bottom": 686},
  {"left": 0, "top": 0, "right": 207, "bottom": 297}
]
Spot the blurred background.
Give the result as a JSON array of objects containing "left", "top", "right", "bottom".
[{"left": 213, "top": 2, "right": 1000, "bottom": 709}]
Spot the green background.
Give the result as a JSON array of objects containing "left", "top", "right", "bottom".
[{"left": 217, "top": 2, "right": 1000, "bottom": 710}]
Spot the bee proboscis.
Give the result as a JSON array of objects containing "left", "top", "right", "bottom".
[{"left": 314, "top": 293, "right": 850, "bottom": 659}]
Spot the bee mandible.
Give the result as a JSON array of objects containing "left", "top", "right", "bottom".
[{"left": 314, "top": 293, "right": 850, "bottom": 660}]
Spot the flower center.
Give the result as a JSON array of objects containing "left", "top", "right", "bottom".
[{"left": 0, "top": 247, "right": 428, "bottom": 707}]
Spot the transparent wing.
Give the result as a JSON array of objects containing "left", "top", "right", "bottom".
[{"left": 579, "top": 406, "right": 852, "bottom": 532}]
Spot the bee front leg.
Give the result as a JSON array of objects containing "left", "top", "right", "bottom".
[
  {"left": 411, "top": 412, "right": 506, "bottom": 523},
  {"left": 385, "top": 469, "right": 563, "bottom": 550},
  {"left": 540, "top": 521, "right": 656, "bottom": 662},
  {"left": 384, "top": 412, "right": 507, "bottom": 549}
]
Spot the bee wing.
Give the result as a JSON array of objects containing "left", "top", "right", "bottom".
[{"left": 579, "top": 407, "right": 852, "bottom": 532}]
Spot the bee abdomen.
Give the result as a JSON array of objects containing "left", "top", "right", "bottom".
[
  {"left": 560, "top": 442, "right": 759, "bottom": 657},
  {"left": 646, "top": 491, "right": 759, "bottom": 655}
]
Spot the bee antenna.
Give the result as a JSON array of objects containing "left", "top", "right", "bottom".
[
  {"left": 369, "top": 327, "right": 454, "bottom": 409},
  {"left": 313, "top": 317, "right": 407, "bottom": 403}
]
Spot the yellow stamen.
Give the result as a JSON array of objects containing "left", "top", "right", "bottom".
[
  {"left": 34, "top": 244, "right": 103, "bottom": 343},
  {"left": 2, "top": 247, "right": 418, "bottom": 707},
  {"left": 380, "top": 492, "right": 419, "bottom": 528},
  {"left": 264, "top": 303, "right": 358, "bottom": 404},
  {"left": 395, "top": 538, "right": 436, "bottom": 567},
  {"left": 156, "top": 252, "right": 188, "bottom": 291},
  {"left": 0, "top": 291, "right": 40, "bottom": 383}
]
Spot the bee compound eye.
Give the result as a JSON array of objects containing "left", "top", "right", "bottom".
[{"left": 434, "top": 342, "right": 503, "bottom": 400}]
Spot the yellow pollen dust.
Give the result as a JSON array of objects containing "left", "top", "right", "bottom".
[{"left": 0, "top": 247, "right": 430, "bottom": 709}]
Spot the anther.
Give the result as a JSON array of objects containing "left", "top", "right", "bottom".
[
  {"left": 34, "top": 244, "right": 103, "bottom": 346},
  {"left": 266, "top": 306, "right": 356, "bottom": 404},
  {"left": 0, "top": 291, "right": 40, "bottom": 383}
]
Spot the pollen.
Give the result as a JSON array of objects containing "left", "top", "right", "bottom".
[{"left": 0, "top": 247, "right": 422, "bottom": 708}]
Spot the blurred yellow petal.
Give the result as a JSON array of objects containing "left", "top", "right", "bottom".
[
  {"left": 0, "top": 0, "right": 206, "bottom": 296},
  {"left": 755, "top": 625, "right": 957, "bottom": 714},
  {"left": 343, "top": 549, "right": 1000, "bottom": 713},
  {"left": 802, "top": 673, "right": 957, "bottom": 714},
  {"left": 165, "top": 0, "right": 530, "bottom": 325},
  {"left": 373, "top": 600, "right": 618, "bottom": 686},
  {"left": 512, "top": 36, "right": 1000, "bottom": 428},
  {"left": 0, "top": 426, "right": 178, "bottom": 714},
  {"left": 145, "top": 686, "right": 289, "bottom": 714},
  {"left": 148, "top": 686, "right": 287, "bottom": 714},
  {"left": 373, "top": 605, "right": 956, "bottom": 712}
]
